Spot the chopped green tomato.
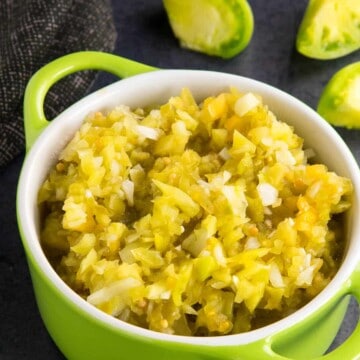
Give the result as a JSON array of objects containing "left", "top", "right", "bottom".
[
  {"left": 296, "top": 0, "right": 360, "bottom": 60},
  {"left": 317, "top": 62, "right": 360, "bottom": 128},
  {"left": 163, "top": 0, "right": 254, "bottom": 59}
]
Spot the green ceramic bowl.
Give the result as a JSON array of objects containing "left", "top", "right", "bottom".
[{"left": 17, "top": 52, "right": 360, "bottom": 360}]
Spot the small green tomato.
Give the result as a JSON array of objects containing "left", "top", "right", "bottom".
[
  {"left": 163, "top": 0, "right": 254, "bottom": 59},
  {"left": 296, "top": 0, "right": 360, "bottom": 60},
  {"left": 318, "top": 62, "right": 360, "bottom": 128}
]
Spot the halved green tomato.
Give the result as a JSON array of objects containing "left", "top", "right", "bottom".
[
  {"left": 296, "top": 0, "right": 360, "bottom": 60},
  {"left": 163, "top": 0, "right": 254, "bottom": 59},
  {"left": 317, "top": 62, "right": 360, "bottom": 128}
]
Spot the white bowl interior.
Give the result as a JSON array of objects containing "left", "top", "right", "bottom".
[{"left": 18, "top": 70, "right": 360, "bottom": 346}]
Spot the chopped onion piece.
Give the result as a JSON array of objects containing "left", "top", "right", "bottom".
[
  {"left": 244, "top": 237, "right": 260, "bottom": 250},
  {"left": 87, "top": 278, "right": 142, "bottom": 305},
  {"left": 275, "top": 149, "right": 296, "bottom": 166},
  {"left": 137, "top": 125, "right": 161, "bottom": 140},
  {"left": 270, "top": 263, "right": 284, "bottom": 288},
  {"left": 296, "top": 266, "right": 315, "bottom": 286},
  {"left": 122, "top": 179, "right": 135, "bottom": 206},
  {"left": 213, "top": 243, "right": 226, "bottom": 266},
  {"left": 219, "top": 147, "right": 231, "bottom": 160},
  {"left": 234, "top": 93, "right": 260, "bottom": 117},
  {"left": 257, "top": 183, "right": 279, "bottom": 206},
  {"left": 261, "top": 137, "right": 273, "bottom": 147}
]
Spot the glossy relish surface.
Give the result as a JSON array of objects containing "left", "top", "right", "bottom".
[{"left": 39, "top": 88, "right": 352, "bottom": 335}]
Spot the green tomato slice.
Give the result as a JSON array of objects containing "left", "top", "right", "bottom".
[
  {"left": 163, "top": 0, "right": 254, "bottom": 59},
  {"left": 296, "top": 0, "right": 360, "bottom": 60},
  {"left": 317, "top": 62, "right": 360, "bottom": 128}
]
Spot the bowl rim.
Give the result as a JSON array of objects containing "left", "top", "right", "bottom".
[{"left": 17, "top": 69, "right": 360, "bottom": 346}]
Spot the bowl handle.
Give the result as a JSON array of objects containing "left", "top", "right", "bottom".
[
  {"left": 23, "top": 51, "right": 157, "bottom": 150},
  {"left": 314, "top": 268, "right": 360, "bottom": 360},
  {"left": 265, "top": 268, "right": 360, "bottom": 360}
]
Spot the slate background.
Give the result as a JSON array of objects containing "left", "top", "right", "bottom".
[{"left": 1, "top": 0, "right": 359, "bottom": 359}]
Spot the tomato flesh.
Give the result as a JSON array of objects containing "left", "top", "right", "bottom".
[
  {"left": 317, "top": 62, "right": 360, "bottom": 128},
  {"left": 296, "top": 0, "right": 360, "bottom": 60},
  {"left": 163, "top": 0, "right": 254, "bottom": 58}
]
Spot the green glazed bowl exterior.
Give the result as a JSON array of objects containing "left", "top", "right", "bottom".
[{"left": 17, "top": 52, "right": 360, "bottom": 360}]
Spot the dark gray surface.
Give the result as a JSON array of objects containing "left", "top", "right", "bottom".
[{"left": 1, "top": 0, "right": 359, "bottom": 359}]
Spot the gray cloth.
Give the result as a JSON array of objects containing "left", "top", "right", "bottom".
[{"left": 0, "top": 0, "right": 116, "bottom": 168}]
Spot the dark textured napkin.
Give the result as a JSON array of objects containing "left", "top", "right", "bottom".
[{"left": 0, "top": 0, "right": 116, "bottom": 168}]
